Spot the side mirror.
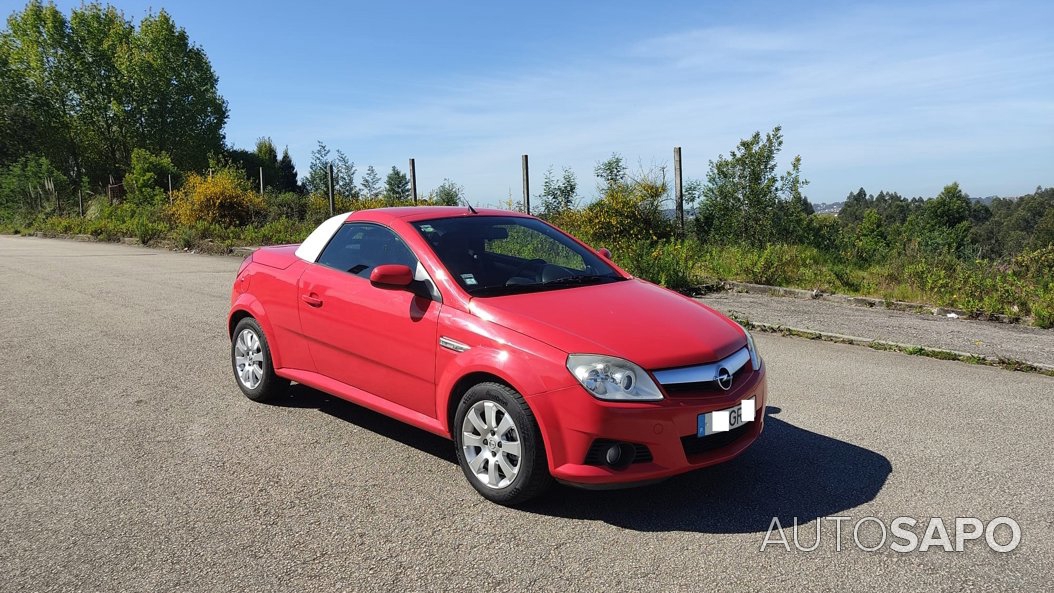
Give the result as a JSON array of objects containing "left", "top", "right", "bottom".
[
  {"left": 370, "top": 264, "right": 414, "bottom": 287},
  {"left": 597, "top": 247, "right": 612, "bottom": 259}
]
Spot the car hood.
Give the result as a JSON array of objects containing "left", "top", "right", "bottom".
[{"left": 470, "top": 278, "right": 747, "bottom": 370}]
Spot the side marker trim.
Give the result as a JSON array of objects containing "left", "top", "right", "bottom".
[{"left": 439, "top": 336, "right": 471, "bottom": 353}]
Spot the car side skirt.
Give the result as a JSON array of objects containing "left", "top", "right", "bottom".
[{"left": 277, "top": 368, "right": 450, "bottom": 439}]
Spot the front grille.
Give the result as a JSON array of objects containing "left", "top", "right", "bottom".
[
  {"left": 680, "top": 423, "right": 751, "bottom": 457},
  {"left": 652, "top": 346, "right": 753, "bottom": 400},
  {"left": 583, "top": 440, "right": 653, "bottom": 465},
  {"left": 661, "top": 366, "right": 753, "bottom": 398}
]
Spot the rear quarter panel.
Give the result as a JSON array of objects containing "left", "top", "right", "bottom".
[{"left": 229, "top": 258, "right": 314, "bottom": 372}]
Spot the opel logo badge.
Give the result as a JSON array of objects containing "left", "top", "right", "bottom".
[{"left": 715, "top": 367, "right": 733, "bottom": 391}]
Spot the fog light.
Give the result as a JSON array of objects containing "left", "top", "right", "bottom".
[{"left": 604, "top": 442, "right": 636, "bottom": 469}]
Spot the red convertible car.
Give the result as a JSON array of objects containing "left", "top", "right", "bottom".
[{"left": 228, "top": 207, "right": 766, "bottom": 504}]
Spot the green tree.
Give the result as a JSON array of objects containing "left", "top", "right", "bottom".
[
  {"left": 360, "top": 165, "right": 382, "bottom": 199},
  {"left": 694, "top": 126, "right": 811, "bottom": 247},
  {"left": 275, "top": 147, "right": 300, "bottom": 194},
  {"left": 304, "top": 141, "right": 331, "bottom": 194},
  {"left": 1, "top": 2, "right": 82, "bottom": 179},
  {"left": 594, "top": 153, "right": 627, "bottom": 192},
  {"left": 539, "top": 166, "right": 577, "bottom": 217},
  {"left": 844, "top": 209, "right": 888, "bottom": 263},
  {"left": 0, "top": 54, "right": 39, "bottom": 166},
  {"left": 904, "top": 182, "right": 975, "bottom": 255},
  {"left": 124, "top": 10, "right": 227, "bottom": 172},
  {"left": 125, "top": 148, "right": 177, "bottom": 207},
  {"left": 66, "top": 4, "right": 135, "bottom": 181},
  {"left": 922, "top": 182, "right": 972, "bottom": 228},
  {"left": 1035, "top": 204, "right": 1054, "bottom": 249},
  {"left": 683, "top": 178, "right": 704, "bottom": 206},
  {"left": 966, "top": 186, "right": 1054, "bottom": 257},
  {"left": 224, "top": 148, "right": 265, "bottom": 187},
  {"left": 334, "top": 150, "right": 358, "bottom": 198},
  {"left": 839, "top": 188, "right": 871, "bottom": 226},
  {"left": 384, "top": 166, "right": 410, "bottom": 202},
  {"left": 0, "top": 2, "right": 227, "bottom": 184},
  {"left": 431, "top": 178, "right": 463, "bottom": 206},
  {"left": 0, "top": 153, "right": 69, "bottom": 215},
  {"left": 838, "top": 188, "right": 916, "bottom": 237},
  {"left": 253, "top": 137, "right": 278, "bottom": 187},
  {"left": 254, "top": 137, "right": 277, "bottom": 164},
  {"left": 774, "top": 154, "right": 813, "bottom": 242},
  {"left": 873, "top": 190, "right": 913, "bottom": 227}
]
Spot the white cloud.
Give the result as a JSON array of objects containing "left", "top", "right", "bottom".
[{"left": 257, "top": 2, "right": 1053, "bottom": 204}]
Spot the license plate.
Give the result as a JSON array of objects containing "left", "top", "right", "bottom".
[{"left": 698, "top": 398, "right": 756, "bottom": 437}]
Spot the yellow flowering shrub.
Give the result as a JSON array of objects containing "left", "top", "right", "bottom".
[
  {"left": 549, "top": 179, "right": 674, "bottom": 247},
  {"left": 170, "top": 168, "right": 264, "bottom": 226}
]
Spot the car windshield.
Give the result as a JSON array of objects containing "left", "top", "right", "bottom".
[{"left": 413, "top": 216, "right": 624, "bottom": 297}]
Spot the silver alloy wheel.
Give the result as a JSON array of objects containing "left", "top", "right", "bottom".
[
  {"left": 234, "top": 328, "right": 264, "bottom": 390},
  {"left": 461, "top": 400, "right": 522, "bottom": 489}
]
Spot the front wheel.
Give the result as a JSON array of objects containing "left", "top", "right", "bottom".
[{"left": 454, "top": 382, "right": 553, "bottom": 505}]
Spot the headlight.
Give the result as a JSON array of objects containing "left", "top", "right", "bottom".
[
  {"left": 566, "top": 355, "right": 663, "bottom": 401},
  {"left": 745, "top": 329, "right": 761, "bottom": 371}
]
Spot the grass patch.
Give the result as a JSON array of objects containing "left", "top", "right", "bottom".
[{"left": 10, "top": 207, "right": 1054, "bottom": 328}]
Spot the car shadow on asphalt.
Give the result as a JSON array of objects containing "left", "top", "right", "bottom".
[
  {"left": 268, "top": 388, "right": 891, "bottom": 534},
  {"left": 521, "top": 406, "right": 893, "bottom": 534},
  {"left": 268, "top": 384, "right": 457, "bottom": 463}
]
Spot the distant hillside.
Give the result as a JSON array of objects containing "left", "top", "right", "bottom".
[
  {"left": 667, "top": 195, "right": 1010, "bottom": 220},
  {"left": 813, "top": 201, "right": 844, "bottom": 214},
  {"left": 813, "top": 195, "right": 1005, "bottom": 216}
]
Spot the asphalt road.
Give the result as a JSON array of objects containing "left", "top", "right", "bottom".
[{"left": 1, "top": 235, "right": 1052, "bottom": 592}]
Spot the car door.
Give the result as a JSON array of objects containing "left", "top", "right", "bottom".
[{"left": 297, "top": 222, "right": 440, "bottom": 418}]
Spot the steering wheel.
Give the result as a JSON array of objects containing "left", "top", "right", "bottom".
[{"left": 507, "top": 258, "right": 546, "bottom": 284}]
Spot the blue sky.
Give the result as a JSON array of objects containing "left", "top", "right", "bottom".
[{"left": 8, "top": 0, "right": 1054, "bottom": 205}]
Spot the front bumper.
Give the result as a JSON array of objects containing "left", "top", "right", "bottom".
[{"left": 527, "top": 364, "right": 767, "bottom": 486}]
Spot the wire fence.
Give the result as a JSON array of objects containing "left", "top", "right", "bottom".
[{"left": 9, "top": 147, "right": 694, "bottom": 234}]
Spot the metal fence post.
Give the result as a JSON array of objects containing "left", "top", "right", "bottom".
[
  {"left": 674, "top": 146, "right": 684, "bottom": 234},
  {"left": 409, "top": 158, "right": 418, "bottom": 204},
  {"left": 259, "top": 166, "right": 264, "bottom": 195},
  {"left": 521, "top": 154, "right": 530, "bottom": 215},
  {"left": 328, "top": 162, "right": 335, "bottom": 216}
]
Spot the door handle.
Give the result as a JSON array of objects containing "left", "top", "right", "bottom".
[{"left": 302, "top": 294, "right": 323, "bottom": 307}]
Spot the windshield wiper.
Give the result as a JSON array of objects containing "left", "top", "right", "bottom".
[
  {"left": 469, "top": 284, "right": 532, "bottom": 297},
  {"left": 469, "top": 275, "right": 622, "bottom": 297},
  {"left": 539, "top": 274, "right": 620, "bottom": 286}
]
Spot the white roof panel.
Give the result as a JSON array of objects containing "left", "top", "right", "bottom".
[{"left": 294, "top": 212, "right": 352, "bottom": 263}]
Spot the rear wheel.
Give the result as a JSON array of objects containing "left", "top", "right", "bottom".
[
  {"left": 231, "top": 317, "right": 288, "bottom": 402},
  {"left": 454, "top": 382, "right": 553, "bottom": 505}
]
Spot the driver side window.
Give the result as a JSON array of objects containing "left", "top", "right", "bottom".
[{"left": 317, "top": 223, "right": 417, "bottom": 278}]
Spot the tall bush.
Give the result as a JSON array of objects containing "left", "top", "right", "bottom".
[
  {"left": 0, "top": 154, "right": 70, "bottom": 216},
  {"left": 551, "top": 169, "right": 673, "bottom": 247},
  {"left": 125, "top": 148, "right": 178, "bottom": 207},
  {"left": 170, "top": 167, "right": 263, "bottom": 226}
]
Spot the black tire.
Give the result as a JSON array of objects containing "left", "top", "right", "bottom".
[
  {"left": 454, "top": 382, "right": 553, "bottom": 505},
  {"left": 230, "top": 317, "right": 289, "bottom": 403}
]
